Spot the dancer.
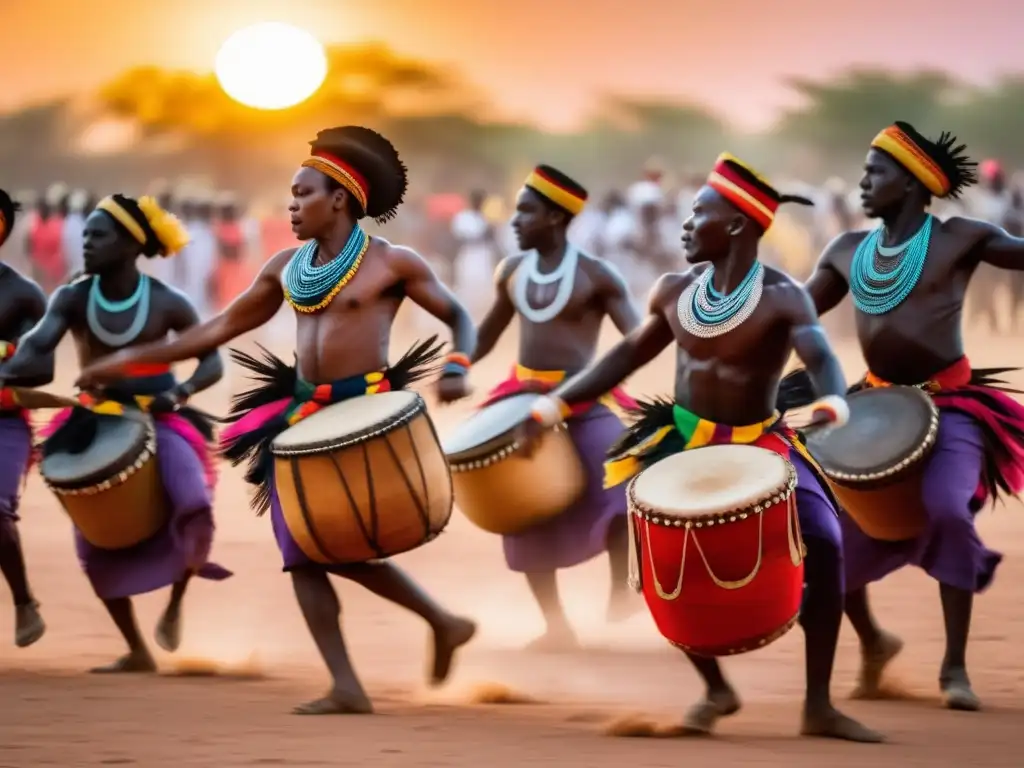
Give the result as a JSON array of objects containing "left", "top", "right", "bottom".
[
  {"left": 0, "top": 193, "right": 230, "bottom": 672},
  {"left": 472, "top": 164, "right": 641, "bottom": 649},
  {"left": 76, "top": 126, "right": 478, "bottom": 714},
  {"left": 0, "top": 188, "right": 50, "bottom": 647},
  {"left": 796, "top": 122, "right": 1024, "bottom": 710},
  {"left": 523, "top": 154, "right": 882, "bottom": 741}
]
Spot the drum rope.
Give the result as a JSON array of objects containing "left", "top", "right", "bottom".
[
  {"left": 641, "top": 493, "right": 803, "bottom": 600},
  {"left": 326, "top": 452, "right": 388, "bottom": 560},
  {"left": 361, "top": 443, "right": 384, "bottom": 552},
  {"left": 288, "top": 456, "right": 337, "bottom": 563},
  {"left": 380, "top": 425, "right": 433, "bottom": 535}
]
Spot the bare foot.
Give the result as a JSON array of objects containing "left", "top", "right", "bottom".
[
  {"left": 941, "top": 673, "right": 981, "bottom": 712},
  {"left": 851, "top": 631, "right": 903, "bottom": 699},
  {"left": 678, "top": 689, "right": 741, "bottom": 735},
  {"left": 14, "top": 601, "right": 45, "bottom": 648},
  {"left": 524, "top": 628, "right": 580, "bottom": 654},
  {"left": 292, "top": 688, "right": 374, "bottom": 715},
  {"left": 801, "top": 705, "right": 885, "bottom": 743},
  {"left": 90, "top": 652, "right": 157, "bottom": 674},
  {"left": 429, "top": 615, "right": 477, "bottom": 685},
  {"left": 155, "top": 608, "right": 181, "bottom": 653},
  {"left": 606, "top": 589, "right": 643, "bottom": 624}
]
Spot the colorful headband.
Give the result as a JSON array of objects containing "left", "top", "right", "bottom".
[
  {"left": 524, "top": 167, "right": 587, "bottom": 216},
  {"left": 96, "top": 195, "right": 190, "bottom": 257},
  {"left": 302, "top": 150, "right": 370, "bottom": 213},
  {"left": 871, "top": 125, "right": 951, "bottom": 198},
  {"left": 706, "top": 153, "right": 780, "bottom": 230}
]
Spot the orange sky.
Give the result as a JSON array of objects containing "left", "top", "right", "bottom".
[{"left": 1, "top": 0, "right": 1021, "bottom": 130}]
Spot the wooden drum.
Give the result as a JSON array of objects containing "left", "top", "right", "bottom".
[
  {"left": 804, "top": 386, "right": 938, "bottom": 541},
  {"left": 628, "top": 444, "right": 803, "bottom": 657},
  {"left": 41, "top": 411, "right": 169, "bottom": 550},
  {"left": 442, "top": 393, "right": 585, "bottom": 535},
  {"left": 271, "top": 390, "right": 452, "bottom": 564}
]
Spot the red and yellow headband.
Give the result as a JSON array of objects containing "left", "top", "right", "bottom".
[
  {"left": 871, "top": 125, "right": 950, "bottom": 198},
  {"left": 302, "top": 150, "right": 370, "bottom": 213},
  {"left": 706, "top": 153, "right": 779, "bottom": 231},
  {"left": 524, "top": 168, "right": 587, "bottom": 216}
]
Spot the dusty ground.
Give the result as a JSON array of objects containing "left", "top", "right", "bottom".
[{"left": 1, "top": 313, "right": 1022, "bottom": 767}]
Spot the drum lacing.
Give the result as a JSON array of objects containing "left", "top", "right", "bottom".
[{"left": 637, "top": 492, "right": 803, "bottom": 600}]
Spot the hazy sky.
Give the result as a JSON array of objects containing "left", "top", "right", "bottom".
[{"left": 1, "top": 0, "right": 1021, "bottom": 129}]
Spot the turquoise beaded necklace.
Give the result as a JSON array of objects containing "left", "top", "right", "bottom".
[
  {"left": 86, "top": 273, "right": 151, "bottom": 348},
  {"left": 692, "top": 260, "right": 763, "bottom": 324},
  {"left": 283, "top": 225, "right": 370, "bottom": 313},
  {"left": 850, "top": 215, "right": 933, "bottom": 315}
]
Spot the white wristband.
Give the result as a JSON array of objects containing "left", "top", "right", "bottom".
[
  {"left": 530, "top": 395, "right": 567, "bottom": 428},
  {"left": 811, "top": 395, "right": 850, "bottom": 427}
]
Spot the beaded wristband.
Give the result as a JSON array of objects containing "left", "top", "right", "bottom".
[
  {"left": 442, "top": 352, "right": 471, "bottom": 377},
  {"left": 529, "top": 395, "right": 572, "bottom": 427},
  {"left": 810, "top": 395, "right": 850, "bottom": 427}
]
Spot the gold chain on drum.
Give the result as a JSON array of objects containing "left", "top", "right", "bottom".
[{"left": 630, "top": 467, "right": 803, "bottom": 600}]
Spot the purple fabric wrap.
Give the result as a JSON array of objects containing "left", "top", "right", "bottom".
[
  {"left": 841, "top": 410, "right": 1003, "bottom": 594},
  {"left": 501, "top": 404, "right": 628, "bottom": 573},
  {"left": 75, "top": 422, "right": 232, "bottom": 599},
  {"left": 0, "top": 415, "right": 31, "bottom": 522}
]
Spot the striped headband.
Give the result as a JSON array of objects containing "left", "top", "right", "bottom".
[
  {"left": 524, "top": 167, "right": 587, "bottom": 216},
  {"left": 95, "top": 195, "right": 190, "bottom": 257},
  {"left": 871, "top": 125, "right": 951, "bottom": 198},
  {"left": 706, "top": 153, "right": 781, "bottom": 231},
  {"left": 302, "top": 150, "right": 370, "bottom": 213}
]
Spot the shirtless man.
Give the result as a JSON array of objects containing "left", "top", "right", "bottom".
[
  {"left": 77, "top": 126, "right": 478, "bottom": 714},
  {"left": 471, "top": 165, "right": 641, "bottom": 649},
  {"left": 799, "top": 122, "right": 1024, "bottom": 711},
  {"left": 0, "top": 192, "right": 230, "bottom": 672},
  {"left": 0, "top": 188, "right": 50, "bottom": 648},
  {"left": 524, "top": 154, "right": 882, "bottom": 742}
]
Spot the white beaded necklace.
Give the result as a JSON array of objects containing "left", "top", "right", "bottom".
[
  {"left": 676, "top": 263, "right": 765, "bottom": 338},
  {"left": 513, "top": 245, "right": 579, "bottom": 324}
]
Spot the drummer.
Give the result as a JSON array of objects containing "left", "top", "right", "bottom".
[
  {"left": 523, "top": 154, "right": 882, "bottom": 742},
  {"left": 472, "top": 164, "right": 642, "bottom": 650},
  {"left": 0, "top": 192, "right": 231, "bottom": 672},
  {"left": 797, "top": 122, "right": 1024, "bottom": 711},
  {"left": 74, "top": 126, "right": 478, "bottom": 715},
  {"left": 0, "top": 188, "right": 50, "bottom": 648}
]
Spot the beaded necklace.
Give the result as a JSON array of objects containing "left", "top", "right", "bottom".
[
  {"left": 87, "top": 274, "right": 151, "bottom": 348},
  {"left": 513, "top": 245, "right": 579, "bottom": 324},
  {"left": 283, "top": 225, "right": 370, "bottom": 313},
  {"left": 676, "top": 261, "right": 764, "bottom": 338},
  {"left": 850, "top": 215, "right": 933, "bottom": 315}
]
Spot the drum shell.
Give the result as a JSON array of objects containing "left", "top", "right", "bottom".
[
  {"left": 824, "top": 465, "right": 928, "bottom": 541},
  {"left": 629, "top": 481, "right": 804, "bottom": 657},
  {"left": 273, "top": 405, "right": 452, "bottom": 564},
  {"left": 450, "top": 423, "right": 586, "bottom": 535},
  {"left": 53, "top": 457, "right": 169, "bottom": 551}
]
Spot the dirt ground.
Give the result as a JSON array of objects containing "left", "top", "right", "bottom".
[{"left": 1, "top": 314, "right": 1022, "bottom": 767}]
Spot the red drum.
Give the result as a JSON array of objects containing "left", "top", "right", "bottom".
[{"left": 627, "top": 444, "right": 804, "bottom": 657}]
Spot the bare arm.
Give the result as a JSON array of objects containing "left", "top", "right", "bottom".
[
  {"left": 4, "top": 278, "right": 53, "bottom": 386},
  {"left": 553, "top": 274, "right": 678, "bottom": 405},
  {"left": 392, "top": 244, "right": 476, "bottom": 359},
  {"left": 963, "top": 218, "right": 1024, "bottom": 270},
  {"left": 165, "top": 290, "right": 224, "bottom": 399},
  {"left": 781, "top": 282, "right": 847, "bottom": 398},
  {"left": 803, "top": 233, "right": 856, "bottom": 316},
  {"left": 594, "top": 260, "right": 643, "bottom": 335},
  {"left": 0, "top": 284, "right": 75, "bottom": 384},
  {"left": 471, "top": 256, "right": 520, "bottom": 364}
]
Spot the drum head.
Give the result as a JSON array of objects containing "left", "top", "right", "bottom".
[
  {"left": 632, "top": 444, "right": 790, "bottom": 518},
  {"left": 271, "top": 390, "right": 420, "bottom": 451},
  {"left": 804, "top": 387, "right": 936, "bottom": 475},
  {"left": 41, "top": 413, "right": 149, "bottom": 488},
  {"left": 442, "top": 394, "right": 540, "bottom": 459}
]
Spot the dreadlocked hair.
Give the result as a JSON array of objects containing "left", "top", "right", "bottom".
[{"left": 221, "top": 335, "right": 445, "bottom": 515}]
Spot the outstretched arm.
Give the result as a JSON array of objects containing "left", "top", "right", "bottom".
[
  {"left": 0, "top": 285, "right": 75, "bottom": 384},
  {"left": 552, "top": 274, "right": 678, "bottom": 407},
  {"left": 393, "top": 245, "right": 476, "bottom": 362},
  {"left": 471, "top": 257, "right": 520, "bottom": 365},
  {"left": 77, "top": 252, "right": 288, "bottom": 386},
  {"left": 966, "top": 218, "right": 1024, "bottom": 270},
  {"left": 166, "top": 293, "right": 224, "bottom": 400},
  {"left": 803, "top": 233, "right": 856, "bottom": 316},
  {"left": 595, "top": 261, "right": 643, "bottom": 336}
]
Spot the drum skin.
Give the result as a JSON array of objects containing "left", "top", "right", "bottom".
[
  {"left": 805, "top": 386, "right": 939, "bottom": 542},
  {"left": 42, "top": 414, "right": 168, "bottom": 551},
  {"left": 628, "top": 455, "right": 804, "bottom": 657},
  {"left": 444, "top": 394, "right": 585, "bottom": 535},
  {"left": 272, "top": 393, "right": 452, "bottom": 564}
]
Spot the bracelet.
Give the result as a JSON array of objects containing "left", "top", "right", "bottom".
[
  {"left": 443, "top": 352, "right": 471, "bottom": 377},
  {"left": 810, "top": 395, "right": 850, "bottom": 427},
  {"left": 0, "top": 341, "right": 15, "bottom": 362},
  {"left": 529, "top": 394, "right": 572, "bottom": 427}
]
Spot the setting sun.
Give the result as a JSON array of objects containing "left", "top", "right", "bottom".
[{"left": 214, "top": 22, "right": 327, "bottom": 110}]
